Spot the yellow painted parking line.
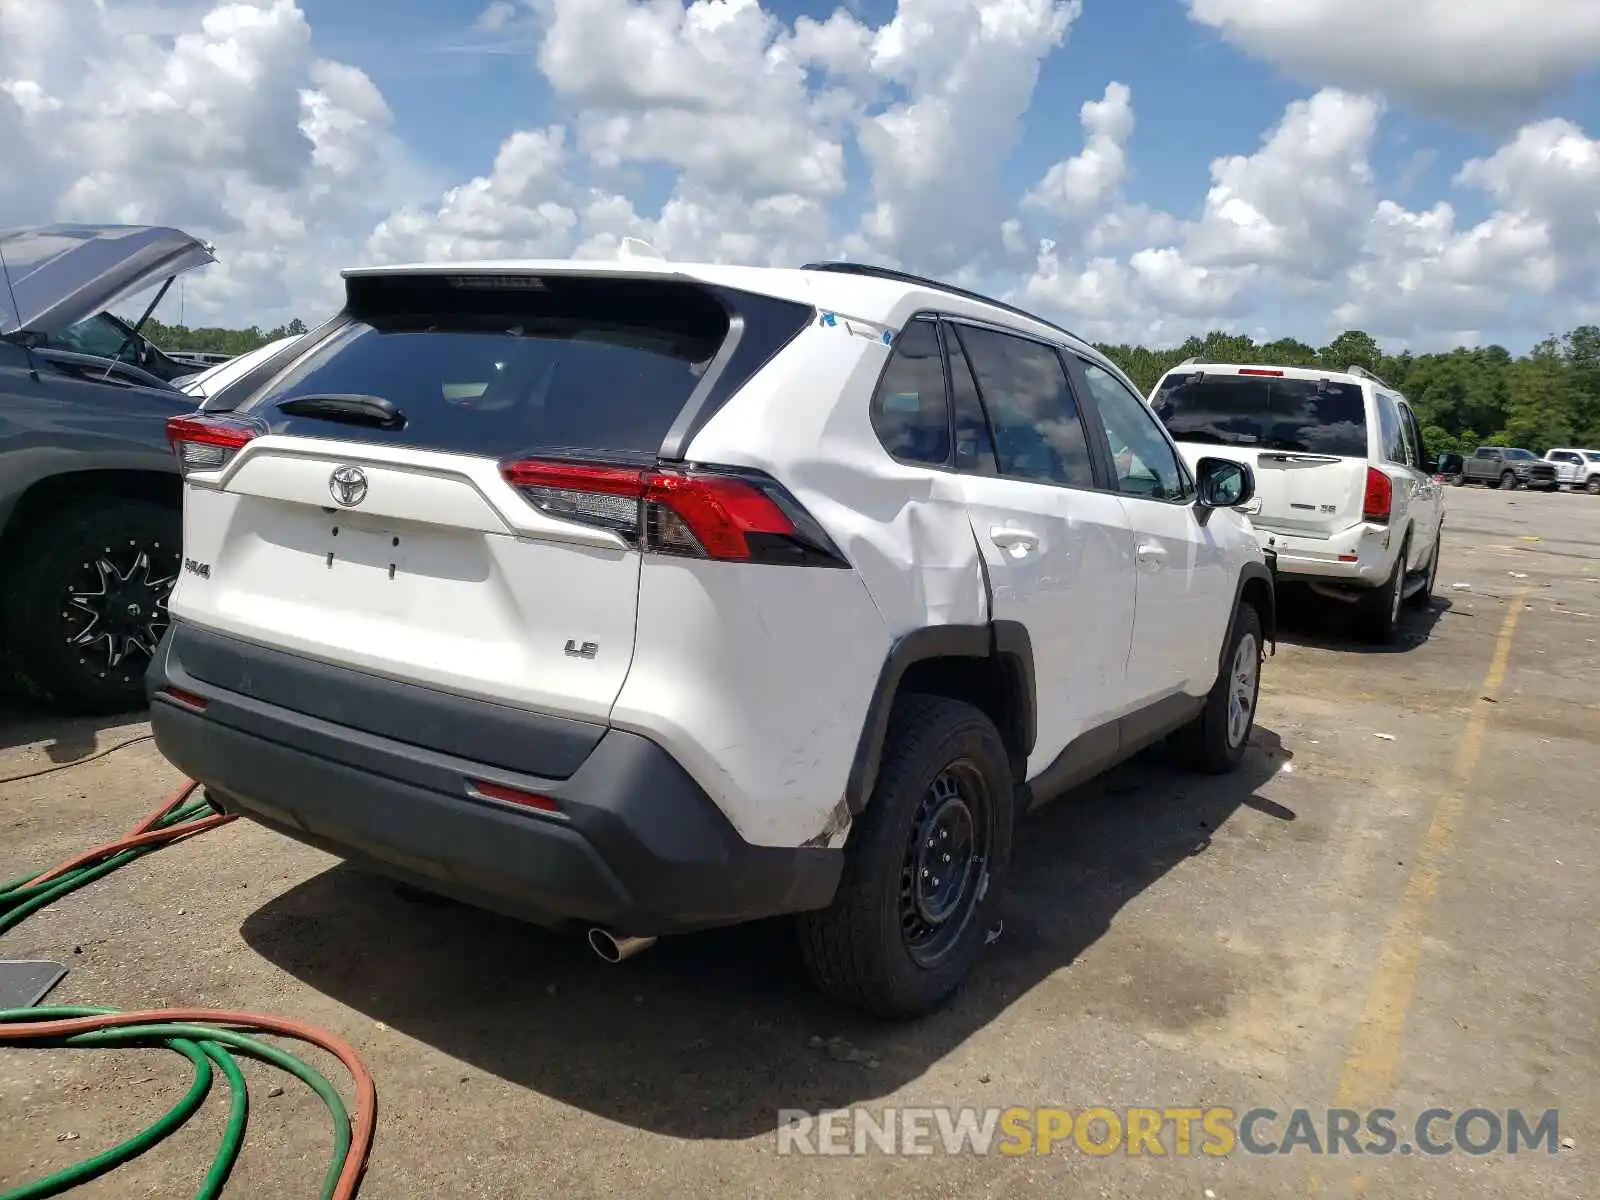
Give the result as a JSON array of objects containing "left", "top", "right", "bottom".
[{"left": 1307, "top": 586, "right": 1530, "bottom": 1196}]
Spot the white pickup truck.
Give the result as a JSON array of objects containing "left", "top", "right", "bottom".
[{"left": 1543, "top": 448, "right": 1600, "bottom": 494}]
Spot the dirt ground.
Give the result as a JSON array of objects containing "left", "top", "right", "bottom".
[{"left": 2, "top": 483, "right": 1596, "bottom": 1199}]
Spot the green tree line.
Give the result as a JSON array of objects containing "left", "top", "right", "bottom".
[
  {"left": 143, "top": 314, "right": 1600, "bottom": 456},
  {"left": 145, "top": 316, "right": 308, "bottom": 359},
  {"left": 1098, "top": 326, "right": 1600, "bottom": 456}
]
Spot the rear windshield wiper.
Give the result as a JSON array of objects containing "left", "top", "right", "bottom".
[{"left": 276, "top": 393, "right": 406, "bottom": 430}]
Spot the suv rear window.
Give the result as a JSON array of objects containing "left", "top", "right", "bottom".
[
  {"left": 230, "top": 274, "right": 808, "bottom": 459},
  {"left": 1151, "top": 372, "right": 1368, "bottom": 458}
]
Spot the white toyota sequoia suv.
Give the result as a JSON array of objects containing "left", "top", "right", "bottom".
[
  {"left": 150, "top": 257, "right": 1275, "bottom": 1019},
  {"left": 1147, "top": 362, "right": 1445, "bottom": 644}
]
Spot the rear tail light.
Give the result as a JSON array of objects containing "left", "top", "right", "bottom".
[
  {"left": 1238, "top": 368, "right": 1285, "bottom": 377},
  {"left": 166, "top": 414, "right": 259, "bottom": 475},
  {"left": 500, "top": 458, "right": 848, "bottom": 566},
  {"left": 1363, "top": 466, "right": 1393, "bottom": 523}
]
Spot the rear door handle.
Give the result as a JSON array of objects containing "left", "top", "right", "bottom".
[
  {"left": 1136, "top": 542, "right": 1166, "bottom": 564},
  {"left": 989, "top": 526, "right": 1040, "bottom": 557}
]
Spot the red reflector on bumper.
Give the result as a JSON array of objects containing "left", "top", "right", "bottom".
[
  {"left": 470, "top": 780, "right": 560, "bottom": 813},
  {"left": 159, "top": 687, "right": 208, "bottom": 711},
  {"left": 1338, "top": 554, "right": 1359, "bottom": 562}
]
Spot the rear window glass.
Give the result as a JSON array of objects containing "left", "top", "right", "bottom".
[
  {"left": 1151, "top": 372, "right": 1368, "bottom": 458},
  {"left": 236, "top": 276, "right": 738, "bottom": 459}
]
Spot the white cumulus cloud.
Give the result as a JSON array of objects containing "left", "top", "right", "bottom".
[
  {"left": 5, "top": 0, "right": 1600, "bottom": 354},
  {"left": 1185, "top": 0, "right": 1600, "bottom": 123}
]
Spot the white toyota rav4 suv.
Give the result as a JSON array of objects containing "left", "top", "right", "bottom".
[
  {"left": 149, "top": 258, "right": 1275, "bottom": 1019},
  {"left": 1147, "top": 362, "right": 1445, "bottom": 644}
]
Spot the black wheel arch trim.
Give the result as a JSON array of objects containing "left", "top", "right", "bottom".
[
  {"left": 845, "top": 620, "right": 1036, "bottom": 815},
  {"left": 1227, "top": 560, "right": 1277, "bottom": 666}
]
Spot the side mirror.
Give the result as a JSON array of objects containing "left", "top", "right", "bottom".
[{"left": 1196, "top": 457, "right": 1255, "bottom": 509}]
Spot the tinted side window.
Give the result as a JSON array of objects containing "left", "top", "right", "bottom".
[
  {"left": 953, "top": 324, "right": 1094, "bottom": 488},
  {"left": 1080, "top": 360, "right": 1192, "bottom": 501},
  {"left": 1400, "top": 403, "right": 1427, "bottom": 468},
  {"left": 1394, "top": 400, "right": 1419, "bottom": 467},
  {"left": 1376, "top": 394, "right": 1407, "bottom": 464},
  {"left": 869, "top": 319, "right": 950, "bottom": 466},
  {"left": 944, "top": 325, "right": 998, "bottom": 474}
]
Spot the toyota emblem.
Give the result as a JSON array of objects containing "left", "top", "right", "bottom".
[{"left": 329, "top": 465, "right": 368, "bottom": 507}]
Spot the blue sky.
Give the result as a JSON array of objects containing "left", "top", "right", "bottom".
[{"left": 302, "top": 0, "right": 1598, "bottom": 260}]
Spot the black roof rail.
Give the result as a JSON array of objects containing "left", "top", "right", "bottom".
[{"left": 800, "top": 260, "right": 1091, "bottom": 346}]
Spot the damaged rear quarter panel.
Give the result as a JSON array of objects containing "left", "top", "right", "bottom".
[{"left": 666, "top": 317, "right": 991, "bottom": 849}]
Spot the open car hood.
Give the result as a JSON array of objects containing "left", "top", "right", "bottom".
[{"left": 0, "top": 223, "right": 216, "bottom": 336}]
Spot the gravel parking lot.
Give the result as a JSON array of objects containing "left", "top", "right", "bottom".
[{"left": 2, "top": 483, "right": 1596, "bottom": 1199}]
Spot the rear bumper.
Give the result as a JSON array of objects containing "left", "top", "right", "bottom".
[
  {"left": 146, "top": 623, "right": 842, "bottom": 936},
  {"left": 1248, "top": 521, "right": 1397, "bottom": 587}
]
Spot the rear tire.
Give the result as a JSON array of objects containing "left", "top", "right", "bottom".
[
  {"left": 797, "top": 694, "right": 1013, "bottom": 1020},
  {"left": 0, "top": 500, "right": 179, "bottom": 714},
  {"left": 1407, "top": 527, "right": 1441, "bottom": 610},
  {"left": 1451, "top": 473, "right": 1466, "bottom": 487},
  {"left": 1359, "top": 538, "right": 1409, "bottom": 644},
  {"left": 1173, "top": 603, "right": 1263, "bottom": 774}
]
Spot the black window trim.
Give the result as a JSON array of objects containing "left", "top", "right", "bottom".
[
  {"left": 867, "top": 314, "right": 954, "bottom": 471},
  {"left": 934, "top": 318, "right": 1000, "bottom": 477},
  {"left": 1063, "top": 350, "right": 1198, "bottom": 506},
  {"left": 940, "top": 313, "right": 1114, "bottom": 494}
]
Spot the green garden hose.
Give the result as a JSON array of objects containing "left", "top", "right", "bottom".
[{"left": 0, "top": 783, "right": 377, "bottom": 1198}]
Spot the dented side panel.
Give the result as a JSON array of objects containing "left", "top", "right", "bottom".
[{"left": 640, "top": 308, "right": 993, "bottom": 848}]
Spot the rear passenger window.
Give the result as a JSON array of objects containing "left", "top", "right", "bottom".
[
  {"left": 870, "top": 319, "right": 950, "bottom": 466},
  {"left": 944, "top": 326, "right": 998, "bottom": 474},
  {"left": 952, "top": 324, "right": 1094, "bottom": 489},
  {"left": 1377, "top": 394, "right": 1407, "bottom": 464}
]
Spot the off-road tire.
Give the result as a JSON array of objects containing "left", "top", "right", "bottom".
[
  {"left": 1499, "top": 471, "right": 1518, "bottom": 490},
  {"left": 0, "top": 499, "right": 180, "bottom": 714},
  {"left": 797, "top": 694, "right": 1013, "bottom": 1020},
  {"left": 1173, "top": 603, "right": 1263, "bottom": 774},
  {"left": 1586, "top": 476, "right": 1600, "bottom": 496}
]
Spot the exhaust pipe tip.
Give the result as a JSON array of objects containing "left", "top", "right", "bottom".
[{"left": 587, "top": 928, "right": 657, "bottom": 964}]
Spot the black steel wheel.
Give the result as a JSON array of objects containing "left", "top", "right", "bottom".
[
  {"left": 900, "top": 760, "right": 993, "bottom": 970},
  {"left": 798, "top": 694, "right": 1013, "bottom": 1020}
]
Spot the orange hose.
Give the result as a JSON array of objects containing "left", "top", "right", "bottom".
[
  {"left": 0, "top": 1006, "right": 377, "bottom": 1199},
  {"left": 23, "top": 780, "right": 233, "bottom": 888},
  {"left": 7, "top": 777, "right": 378, "bottom": 1196}
]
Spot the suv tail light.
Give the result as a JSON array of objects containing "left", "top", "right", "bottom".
[
  {"left": 1363, "top": 466, "right": 1393, "bottom": 523},
  {"left": 166, "top": 415, "right": 259, "bottom": 476},
  {"left": 500, "top": 458, "right": 849, "bottom": 567}
]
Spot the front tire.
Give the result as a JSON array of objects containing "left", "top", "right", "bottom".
[
  {"left": 1586, "top": 477, "right": 1600, "bottom": 496},
  {"left": 797, "top": 694, "right": 1013, "bottom": 1020},
  {"left": 1173, "top": 603, "right": 1263, "bottom": 774},
  {"left": 1451, "top": 473, "right": 1466, "bottom": 487},
  {"left": 0, "top": 499, "right": 180, "bottom": 714},
  {"left": 1499, "top": 471, "right": 1518, "bottom": 490}
]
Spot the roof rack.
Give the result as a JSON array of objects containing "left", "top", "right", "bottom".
[
  {"left": 800, "top": 260, "right": 1090, "bottom": 347},
  {"left": 1345, "top": 363, "right": 1395, "bottom": 391}
]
